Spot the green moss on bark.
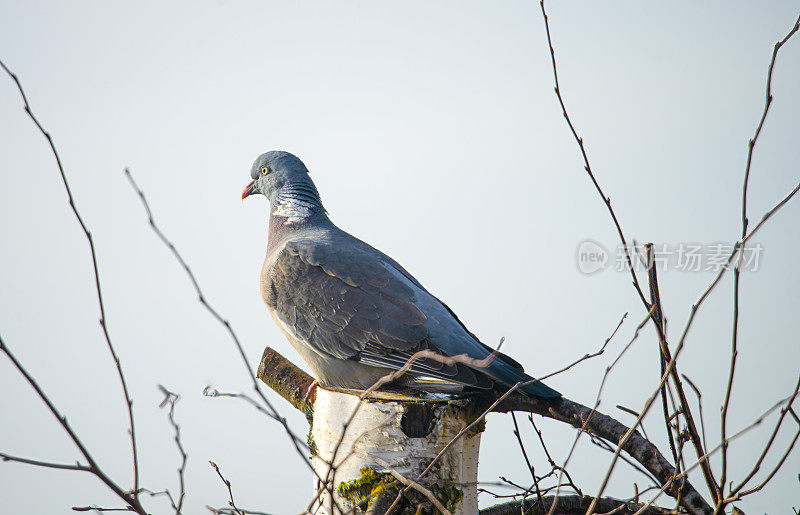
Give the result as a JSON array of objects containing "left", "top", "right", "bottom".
[
  {"left": 337, "top": 467, "right": 395, "bottom": 510},
  {"left": 337, "top": 467, "right": 464, "bottom": 514}
]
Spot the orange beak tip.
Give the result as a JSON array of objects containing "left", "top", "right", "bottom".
[{"left": 241, "top": 180, "right": 256, "bottom": 200}]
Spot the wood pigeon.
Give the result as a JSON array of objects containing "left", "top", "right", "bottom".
[{"left": 242, "top": 151, "right": 560, "bottom": 400}]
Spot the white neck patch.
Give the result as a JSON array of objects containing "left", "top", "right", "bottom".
[{"left": 273, "top": 197, "right": 315, "bottom": 224}]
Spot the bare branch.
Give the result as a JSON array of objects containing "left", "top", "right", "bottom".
[
  {"left": 201, "top": 386, "right": 307, "bottom": 446},
  {"left": 738, "top": 12, "right": 800, "bottom": 235},
  {"left": 0, "top": 57, "right": 140, "bottom": 501},
  {"left": 257, "top": 347, "right": 315, "bottom": 417},
  {"left": 0, "top": 335, "right": 146, "bottom": 514}
]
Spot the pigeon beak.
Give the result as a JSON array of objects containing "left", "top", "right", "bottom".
[{"left": 241, "top": 180, "right": 257, "bottom": 200}]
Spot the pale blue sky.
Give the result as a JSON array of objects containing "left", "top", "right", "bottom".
[{"left": 1, "top": 2, "right": 799, "bottom": 513}]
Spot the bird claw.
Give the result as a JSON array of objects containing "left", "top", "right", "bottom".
[{"left": 303, "top": 379, "right": 318, "bottom": 405}]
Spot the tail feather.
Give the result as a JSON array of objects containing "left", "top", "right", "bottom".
[
  {"left": 487, "top": 359, "right": 561, "bottom": 400},
  {"left": 519, "top": 377, "right": 561, "bottom": 400}
]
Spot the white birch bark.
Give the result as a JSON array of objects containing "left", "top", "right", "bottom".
[{"left": 310, "top": 386, "right": 482, "bottom": 514}]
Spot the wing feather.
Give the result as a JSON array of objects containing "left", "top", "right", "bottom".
[
  {"left": 270, "top": 240, "right": 427, "bottom": 359},
  {"left": 267, "top": 239, "right": 492, "bottom": 389}
]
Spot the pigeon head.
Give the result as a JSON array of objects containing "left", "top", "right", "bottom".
[
  {"left": 242, "top": 151, "right": 324, "bottom": 221},
  {"left": 242, "top": 151, "right": 311, "bottom": 201}
]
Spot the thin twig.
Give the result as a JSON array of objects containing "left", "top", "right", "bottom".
[
  {"left": 0, "top": 452, "right": 90, "bottom": 472},
  {"left": 720, "top": 12, "right": 800, "bottom": 510},
  {"left": 511, "top": 412, "right": 544, "bottom": 507},
  {"left": 536, "top": 313, "right": 628, "bottom": 383},
  {"left": 158, "top": 385, "right": 187, "bottom": 514},
  {"left": 537, "top": 0, "right": 648, "bottom": 309},
  {"left": 202, "top": 387, "right": 309, "bottom": 451},
  {"left": 141, "top": 488, "right": 180, "bottom": 513},
  {"left": 209, "top": 461, "right": 243, "bottom": 515}
]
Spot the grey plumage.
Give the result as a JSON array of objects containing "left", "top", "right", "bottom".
[{"left": 243, "top": 150, "right": 560, "bottom": 400}]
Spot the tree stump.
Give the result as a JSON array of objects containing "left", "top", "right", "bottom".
[
  {"left": 257, "top": 347, "right": 483, "bottom": 513},
  {"left": 311, "top": 385, "right": 482, "bottom": 514}
]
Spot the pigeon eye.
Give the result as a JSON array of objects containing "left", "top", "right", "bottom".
[{"left": 261, "top": 166, "right": 269, "bottom": 175}]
